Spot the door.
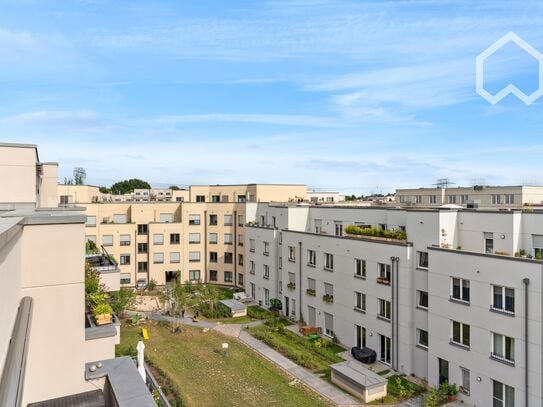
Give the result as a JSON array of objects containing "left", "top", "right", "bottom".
[
  {"left": 291, "top": 299, "right": 296, "bottom": 317},
  {"left": 308, "top": 306, "right": 316, "bottom": 326},
  {"left": 285, "top": 296, "right": 289, "bottom": 317},
  {"left": 439, "top": 358, "right": 449, "bottom": 384},
  {"left": 356, "top": 325, "right": 366, "bottom": 348},
  {"left": 379, "top": 335, "right": 391, "bottom": 365}
]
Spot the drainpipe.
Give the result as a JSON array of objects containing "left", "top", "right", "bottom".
[
  {"left": 523, "top": 278, "right": 530, "bottom": 407},
  {"left": 204, "top": 210, "right": 208, "bottom": 284},
  {"left": 234, "top": 210, "right": 238, "bottom": 287},
  {"left": 390, "top": 256, "right": 399, "bottom": 370},
  {"left": 299, "top": 241, "right": 303, "bottom": 320}
]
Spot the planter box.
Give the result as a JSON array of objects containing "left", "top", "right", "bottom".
[
  {"left": 346, "top": 233, "right": 406, "bottom": 243},
  {"left": 94, "top": 313, "right": 113, "bottom": 325}
]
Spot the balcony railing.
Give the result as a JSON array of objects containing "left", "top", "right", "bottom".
[{"left": 376, "top": 277, "right": 391, "bottom": 285}]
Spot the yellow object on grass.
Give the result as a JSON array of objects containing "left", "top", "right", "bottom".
[{"left": 142, "top": 327, "right": 149, "bottom": 340}]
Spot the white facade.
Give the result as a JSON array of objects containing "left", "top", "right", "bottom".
[{"left": 246, "top": 204, "right": 543, "bottom": 406}]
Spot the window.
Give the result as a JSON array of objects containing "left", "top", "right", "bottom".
[
  {"left": 307, "top": 249, "right": 316, "bottom": 266},
  {"left": 355, "top": 325, "right": 366, "bottom": 348},
  {"left": 263, "top": 241, "right": 269, "bottom": 255},
  {"left": 153, "top": 252, "right": 164, "bottom": 264},
  {"left": 211, "top": 195, "right": 220, "bottom": 203},
  {"left": 279, "top": 256, "right": 282, "bottom": 269},
  {"left": 307, "top": 277, "right": 316, "bottom": 293},
  {"left": 196, "top": 195, "right": 205, "bottom": 202},
  {"left": 86, "top": 235, "right": 96, "bottom": 243},
  {"left": 137, "top": 261, "right": 148, "bottom": 273},
  {"left": 324, "top": 253, "right": 334, "bottom": 270},
  {"left": 417, "top": 290, "right": 429, "bottom": 309},
  {"left": 138, "top": 243, "right": 148, "bottom": 254},
  {"left": 224, "top": 271, "right": 233, "bottom": 283},
  {"left": 493, "top": 380, "right": 514, "bottom": 407},
  {"left": 260, "top": 215, "right": 266, "bottom": 225},
  {"left": 224, "top": 215, "right": 233, "bottom": 226},
  {"left": 137, "top": 224, "right": 148, "bottom": 235},
  {"left": 417, "top": 251, "right": 429, "bottom": 268},
  {"left": 491, "top": 194, "right": 501, "bottom": 205},
  {"left": 451, "top": 278, "right": 470, "bottom": 303},
  {"left": 238, "top": 254, "right": 243, "bottom": 266},
  {"left": 378, "top": 299, "right": 391, "bottom": 320},
  {"left": 278, "top": 232, "right": 282, "bottom": 244},
  {"left": 249, "top": 239, "right": 255, "bottom": 252},
  {"left": 288, "top": 246, "right": 296, "bottom": 261},
  {"left": 324, "top": 283, "right": 334, "bottom": 299},
  {"left": 102, "top": 235, "right": 113, "bottom": 246},
  {"left": 209, "top": 233, "right": 218, "bottom": 244},
  {"left": 189, "top": 251, "right": 200, "bottom": 262},
  {"left": 209, "top": 270, "right": 218, "bottom": 281},
  {"left": 86, "top": 216, "right": 96, "bottom": 226},
  {"left": 461, "top": 368, "right": 470, "bottom": 395},
  {"left": 250, "top": 283, "right": 256, "bottom": 299},
  {"left": 461, "top": 194, "right": 469, "bottom": 204},
  {"left": 224, "top": 233, "right": 233, "bottom": 245},
  {"left": 263, "top": 265, "right": 270, "bottom": 279},
  {"left": 355, "top": 292, "right": 366, "bottom": 311},
  {"left": 355, "top": 259, "right": 366, "bottom": 278},
  {"left": 170, "top": 233, "right": 180, "bottom": 244},
  {"left": 484, "top": 232, "right": 494, "bottom": 254},
  {"left": 417, "top": 329, "right": 429, "bottom": 348},
  {"left": 324, "top": 312, "right": 334, "bottom": 337},
  {"left": 120, "top": 234, "right": 131, "bottom": 246},
  {"left": 492, "top": 285, "right": 515, "bottom": 314},
  {"left": 238, "top": 214, "right": 244, "bottom": 225},
  {"left": 238, "top": 234, "right": 243, "bottom": 246},
  {"left": 451, "top": 320, "right": 470, "bottom": 347},
  {"left": 189, "top": 233, "right": 201, "bottom": 244},
  {"left": 429, "top": 195, "right": 436, "bottom": 204},
  {"left": 505, "top": 194, "right": 514, "bottom": 205},
  {"left": 209, "top": 214, "right": 218, "bottom": 225},
  {"left": 377, "top": 263, "right": 391, "bottom": 284},
  {"left": 153, "top": 234, "right": 164, "bottom": 245},
  {"left": 448, "top": 195, "right": 456, "bottom": 204},
  {"left": 238, "top": 195, "right": 246, "bottom": 203},
  {"left": 120, "top": 273, "right": 131, "bottom": 285},
  {"left": 224, "top": 252, "right": 233, "bottom": 264},
  {"left": 159, "top": 213, "right": 173, "bottom": 223},
  {"left": 492, "top": 333, "right": 515, "bottom": 363},
  {"left": 314, "top": 219, "right": 322, "bottom": 234},
  {"left": 170, "top": 252, "right": 180, "bottom": 263},
  {"left": 221, "top": 195, "right": 229, "bottom": 203},
  {"left": 188, "top": 214, "right": 200, "bottom": 225},
  {"left": 264, "top": 288, "right": 270, "bottom": 306},
  {"left": 120, "top": 254, "right": 131, "bottom": 265},
  {"left": 415, "top": 195, "right": 421, "bottom": 204},
  {"left": 113, "top": 214, "right": 127, "bottom": 224},
  {"left": 189, "top": 270, "right": 200, "bottom": 281},
  {"left": 249, "top": 261, "right": 255, "bottom": 274},
  {"left": 335, "top": 222, "right": 343, "bottom": 236}
]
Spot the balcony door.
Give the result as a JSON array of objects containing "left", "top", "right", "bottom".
[
  {"left": 438, "top": 358, "right": 449, "bottom": 385},
  {"left": 379, "top": 334, "right": 391, "bottom": 365}
]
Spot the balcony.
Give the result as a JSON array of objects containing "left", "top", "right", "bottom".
[
  {"left": 85, "top": 310, "right": 120, "bottom": 343},
  {"left": 86, "top": 254, "right": 120, "bottom": 291}
]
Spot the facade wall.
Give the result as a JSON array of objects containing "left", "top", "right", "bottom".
[{"left": 0, "top": 144, "right": 38, "bottom": 205}]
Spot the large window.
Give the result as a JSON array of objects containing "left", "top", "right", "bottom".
[
  {"left": 209, "top": 214, "right": 218, "bottom": 225},
  {"left": 224, "top": 215, "right": 233, "bottom": 226},
  {"left": 461, "top": 368, "right": 470, "bottom": 396},
  {"left": 288, "top": 246, "right": 296, "bottom": 261},
  {"left": 120, "top": 234, "right": 131, "bottom": 246},
  {"left": 492, "top": 285, "right": 514, "bottom": 314},
  {"left": 224, "top": 252, "right": 233, "bottom": 264},
  {"left": 491, "top": 194, "right": 501, "bottom": 205},
  {"left": 137, "top": 224, "right": 148, "bottom": 235},
  {"left": 378, "top": 299, "right": 391, "bottom": 320},
  {"left": 249, "top": 239, "right": 255, "bottom": 252},
  {"left": 504, "top": 194, "right": 514, "bottom": 205},
  {"left": 153, "top": 252, "right": 164, "bottom": 264},
  {"left": 451, "top": 320, "right": 470, "bottom": 347},
  {"left": 355, "top": 259, "right": 366, "bottom": 278},
  {"left": 189, "top": 251, "right": 200, "bottom": 262},
  {"left": 249, "top": 261, "right": 255, "bottom": 274},
  {"left": 189, "top": 270, "right": 200, "bottom": 281},
  {"left": 224, "top": 271, "right": 233, "bottom": 283},
  {"left": 377, "top": 263, "right": 391, "bottom": 284},
  {"left": 159, "top": 213, "right": 173, "bottom": 223},
  {"left": 417, "top": 251, "right": 429, "bottom": 268},
  {"left": 189, "top": 233, "right": 200, "bottom": 244},
  {"left": 307, "top": 249, "right": 316, "bottom": 266},
  {"left": 170, "top": 252, "right": 180, "bottom": 263},
  {"left": 324, "top": 253, "right": 334, "bottom": 270},
  {"left": 188, "top": 214, "right": 201, "bottom": 225},
  {"left": 263, "top": 241, "right": 269, "bottom": 255},
  {"left": 324, "top": 312, "right": 334, "bottom": 337},
  {"left": 137, "top": 261, "right": 147, "bottom": 273},
  {"left": 120, "top": 254, "right": 130, "bottom": 265},
  {"left": 196, "top": 195, "right": 205, "bottom": 202},
  {"left": 492, "top": 380, "right": 514, "bottom": 407},
  {"left": 153, "top": 234, "right": 164, "bottom": 245},
  {"left": 355, "top": 292, "right": 366, "bottom": 311},
  {"left": 209, "top": 233, "right": 218, "bottom": 244},
  {"left": 263, "top": 265, "right": 270, "bottom": 279},
  {"left": 224, "top": 233, "right": 233, "bottom": 245},
  {"left": 138, "top": 243, "right": 148, "bottom": 254},
  {"left": 102, "top": 235, "right": 113, "bottom": 246},
  {"left": 451, "top": 277, "right": 470, "bottom": 303},
  {"left": 209, "top": 270, "right": 218, "bottom": 281},
  {"left": 264, "top": 288, "right": 270, "bottom": 306},
  {"left": 492, "top": 333, "right": 515, "bottom": 364},
  {"left": 170, "top": 233, "right": 180, "bottom": 244}
]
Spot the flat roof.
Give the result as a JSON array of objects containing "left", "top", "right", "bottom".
[
  {"left": 331, "top": 361, "right": 387, "bottom": 388},
  {"left": 220, "top": 299, "right": 247, "bottom": 311}
]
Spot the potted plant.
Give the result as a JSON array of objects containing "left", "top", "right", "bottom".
[
  {"left": 322, "top": 294, "right": 334, "bottom": 304},
  {"left": 287, "top": 282, "right": 296, "bottom": 290},
  {"left": 306, "top": 288, "right": 316, "bottom": 296},
  {"left": 448, "top": 383, "right": 458, "bottom": 401},
  {"left": 93, "top": 302, "right": 113, "bottom": 325}
]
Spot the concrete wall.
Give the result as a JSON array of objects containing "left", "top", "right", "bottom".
[{"left": 0, "top": 144, "right": 38, "bottom": 206}]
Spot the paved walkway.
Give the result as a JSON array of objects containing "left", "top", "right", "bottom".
[{"left": 238, "top": 330, "right": 361, "bottom": 406}]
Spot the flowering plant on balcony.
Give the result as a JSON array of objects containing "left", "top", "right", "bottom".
[
  {"left": 345, "top": 225, "right": 407, "bottom": 241},
  {"left": 322, "top": 294, "right": 334, "bottom": 304},
  {"left": 306, "top": 288, "right": 316, "bottom": 296},
  {"left": 287, "top": 282, "right": 296, "bottom": 290}
]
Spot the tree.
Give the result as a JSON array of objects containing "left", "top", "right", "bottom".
[
  {"left": 169, "top": 185, "right": 181, "bottom": 190},
  {"left": 110, "top": 178, "right": 151, "bottom": 195},
  {"left": 109, "top": 289, "right": 136, "bottom": 317},
  {"left": 200, "top": 284, "right": 220, "bottom": 312},
  {"left": 168, "top": 277, "right": 189, "bottom": 329},
  {"left": 99, "top": 186, "right": 111, "bottom": 194},
  {"left": 73, "top": 167, "right": 86, "bottom": 185}
]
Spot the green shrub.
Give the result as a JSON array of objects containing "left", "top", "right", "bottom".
[
  {"left": 147, "top": 278, "right": 157, "bottom": 291},
  {"left": 92, "top": 302, "right": 113, "bottom": 317},
  {"left": 247, "top": 305, "right": 273, "bottom": 319},
  {"left": 270, "top": 298, "right": 282, "bottom": 310},
  {"left": 109, "top": 289, "right": 136, "bottom": 317},
  {"left": 422, "top": 388, "right": 440, "bottom": 407},
  {"left": 85, "top": 264, "right": 101, "bottom": 296},
  {"left": 199, "top": 301, "right": 231, "bottom": 319},
  {"left": 345, "top": 224, "right": 407, "bottom": 240}
]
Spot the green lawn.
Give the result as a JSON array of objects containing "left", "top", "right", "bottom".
[
  {"left": 368, "top": 375, "right": 425, "bottom": 405},
  {"left": 204, "top": 305, "right": 276, "bottom": 325},
  {"left": 117, "top": 322, "right": 330, "bottom": 407},
  {"left": 246, "top": 323, "right": 344, "bottom": 375}
]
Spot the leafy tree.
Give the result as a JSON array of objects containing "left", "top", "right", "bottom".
[
  {"left": 109, "top": 289, "right": 136, "bottom": 317},
  {"left": 169, "top": 185, "right": 181, "bottom": 190},
  {"left": 200, "top": 284, "right": 220, "bottom": 312},
  {"left": 99, "top": 186, "right": 111, "bottom": 194},
  {"left": 110, "top": 178, "right": 151, "bottom": 195}
]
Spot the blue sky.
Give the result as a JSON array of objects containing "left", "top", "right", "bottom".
[{"left": 2, "top": 0, "right": 543, "bottom": 194}]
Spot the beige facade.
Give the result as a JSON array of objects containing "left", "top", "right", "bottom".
[
  {"left": 396, "top": 185, "right": 543, "bottom": 208},
  {"left": 58, "top": 184, "right": 101, "bottom": 204}
]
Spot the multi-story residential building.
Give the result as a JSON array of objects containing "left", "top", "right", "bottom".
[
  {"left": 0, "top": 143, "right": 154, "bottom": 406},
  {"left": 396, "top": 185, "right": 543, "bottom": 208},
  {"left": 246, "top": 203, "right": 543, "bottom": 406},
  {"left": 307, "top": 190, "right": 345, "bottom": 203},
  {"left": 61, "top": 183, "right": 308, "bottom": 287}
]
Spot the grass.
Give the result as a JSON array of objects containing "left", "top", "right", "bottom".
[
  {"left": 368, "top": 375, "right": 425, "bottom": 405},
  {"left": 204, "top": 305, "right": 276, "bottom": 325},
  {"left": 246, "top": 323, "right": 344, "bottom": 375},
  {"left": 117, "top": 322, "right": 330, "bottom": 407}
]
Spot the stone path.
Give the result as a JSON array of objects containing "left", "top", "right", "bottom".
[{"left": 238, "top": 330, "right": 361, "bottom": 406}]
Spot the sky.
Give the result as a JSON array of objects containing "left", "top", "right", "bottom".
[{"left": 2, "top": 0, "right": 543, "bottom": 195}]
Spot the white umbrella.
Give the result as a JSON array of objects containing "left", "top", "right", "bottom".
[{"left": 137, "top": 340, "right": 146, "bottom": 382}]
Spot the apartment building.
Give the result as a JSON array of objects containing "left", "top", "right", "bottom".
[
  {"left": 396, "top": 185, "right": 543, "bottom": 208},
  {"left": 307, "top": 190, "right": 345, "bottom": 203},
  {"left": 62, "top": 183, "right": 307, "bottom": 288},
  {"left": 246, "top": 203, "right": 543, "bottom": 406},
  {"left": 0, "top": 143, "right": 154, "bottom": 406}
]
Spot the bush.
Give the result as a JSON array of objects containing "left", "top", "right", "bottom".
[
  {"left": 345, "top": 224, "right": 407, "bottom": 240},
  {"left": 85, "top": 264, "right": 101, "bottom": 296},
  {"left": 92, "top": 302, "right": 113, "bottom": 317},
  {"left": 247, "top": 306, "right": 272, "bottom": 319},
  {"left": 109, "top": 289, "right": 136, "bottom": 317},
  {"left": 270, "top": 298, "right": 282, "bottom": 310},
  {"left": 199, "top": 301, "right": 231, "bottom": 319},
  {"left": 422, "top": 388, "right": 440, "bottom": 407},
  {"left": 147, "top": 278, "right": 157, "bottom": 291}
]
